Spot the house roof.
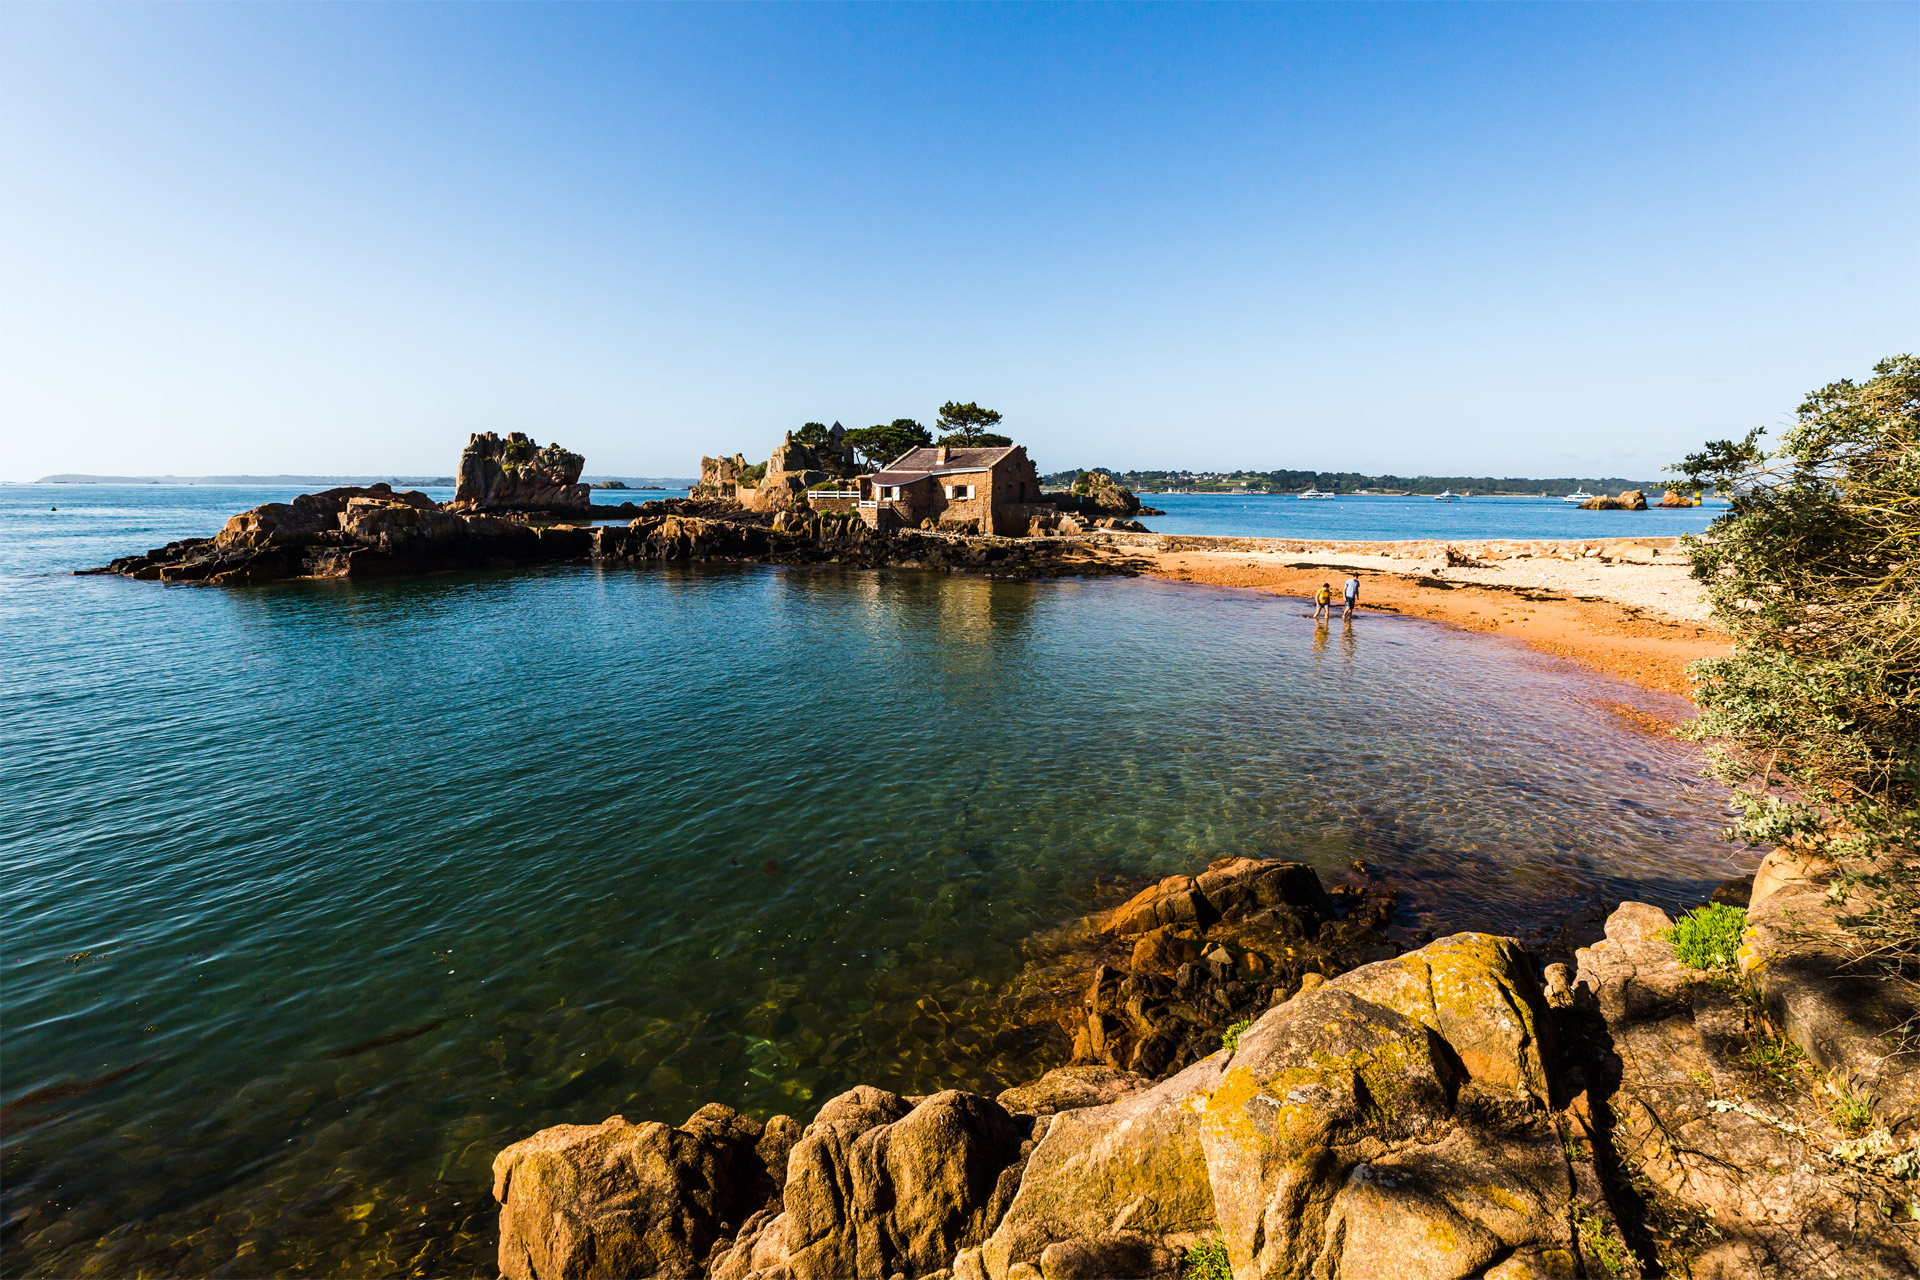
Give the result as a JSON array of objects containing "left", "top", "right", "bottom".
[{"left": 871, "top": 445, "right": 1018, "bottom": 486}]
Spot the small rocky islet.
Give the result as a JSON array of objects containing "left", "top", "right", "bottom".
[
  {"left": 491, "top": 852, "right": 1919, "bottom": 1280},
  {"left": 84, "top": 431, "right": 1154, "bottom": 586}
]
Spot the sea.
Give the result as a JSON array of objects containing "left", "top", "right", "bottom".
[
  {"left": 1, "top": 484, "right": 1749, "bottom": 1277},
  {"left": 1132, "top": 490, "right": 1726, "bottom": 541}
]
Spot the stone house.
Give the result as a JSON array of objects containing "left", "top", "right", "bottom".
[{"left": 860, "top": 445, "right": 1051, "bottom": 536}]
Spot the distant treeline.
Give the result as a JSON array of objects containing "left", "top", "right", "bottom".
[{"left": 1039, "top": 468, "right": 1676, "bottom": 496}]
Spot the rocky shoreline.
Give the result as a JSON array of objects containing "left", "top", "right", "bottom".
[
  {"left": 81, "top": 486, "right": 1152, "bottom": 585},
  {"left": 489, "top": 854, "right": 1919, "bottom": 1280}
]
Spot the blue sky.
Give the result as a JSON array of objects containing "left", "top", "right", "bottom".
[{"left": 3, "top": 2, "right": 1914, "bottom": 480}]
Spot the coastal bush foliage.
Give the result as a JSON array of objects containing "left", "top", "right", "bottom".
[
  {"left": 844, "top": 419, "right": 931, "bottom": 470},
  {"left": 935, "top": 400, "right": 1007, "bottom": 447},
  {"left": 1674, "top": 353, "right": 1919, "bottom": 985},
  {"left": 1666, "top": 903, "right": 1746, "bottom": 971}
]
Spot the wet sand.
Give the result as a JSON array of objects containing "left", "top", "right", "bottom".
[{"left": 1091, "top": 532, "right": 1729, "bottom": 701}]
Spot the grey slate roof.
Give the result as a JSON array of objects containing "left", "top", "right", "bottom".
[{"left": 871, "top": 445, "right": 1017, "bottom": 486}]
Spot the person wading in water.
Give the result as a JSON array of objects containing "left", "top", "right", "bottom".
[
  {"left": 1314, "top": 581, "right": 1333, "bottom": 623},
  {"left": 1342, "top": 574, "right": 1360, "bottom": 620}
]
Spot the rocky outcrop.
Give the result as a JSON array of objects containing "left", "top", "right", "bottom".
[
  {"left": 1572, "top": 899, "right": 1920, "bottom": 1278},
  {"left": 696, "top": 454, "right": 750, "bottom": 500},
  {"left": 1579, "top": 489, "right": 1650, "bottom": 511},
  {"left": 91, "top": 491, "right": 1153, "bottom": 586},
  {"left": 734, "top": 429, "right": 860, "bottom": 514},
  {"left": 1053, "top": 474, "right": 1141, "bottom": 518},
  {"left": 971, "top": 1056, "right": 1224, "bottom": 1280},
  {"left": 90, "top": 484, "right": 581, "bottom": 584},
  {"left": 1658, "top": 489, "right": 1697, "bottom": 508},
  {"left": 452, "top": 432, "right": 589, "bottom": 513}
]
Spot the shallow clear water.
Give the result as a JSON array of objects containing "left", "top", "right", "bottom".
[
  {"left": 1, "top": 487, "right": 1749, "bottom": 1277},
  {"left": 1137, "top": 491, "right": 1725, "bottom": 541}
]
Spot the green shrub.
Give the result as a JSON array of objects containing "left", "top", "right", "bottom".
[
  {"left": 1674, "top": 356, "right": 1918, "bottom": 991},
  {"left": 1666, "top": 903, "right": 1746, "bottom": 971},
  {"left": 1220, "top": 1018, "right": 1252, "bottom": 1054},
  {"left": 1183, "top": 1234, "right": 1232, "bottom": 1280}
]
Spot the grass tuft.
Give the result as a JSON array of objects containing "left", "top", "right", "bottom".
[
  {"left": 1666, "top": 903, "right": 1746, "bottom": 971},
  {"left": 1220, "top": 1019, "right": 1252, "bottom": 1054},
  {"left": 1832, "top": 1090, "right": 1875, "bottom": 1136},
  {"left": 1183, "top": 1234, "right": 1232, "bottom": 1280},
  {"left": 1575, "top": 1207, "right": 1631, "bottom": 1276}
]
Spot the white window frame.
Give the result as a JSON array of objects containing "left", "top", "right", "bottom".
[{"left": 945, "top": 484, "right": 975, "bottom": 500}]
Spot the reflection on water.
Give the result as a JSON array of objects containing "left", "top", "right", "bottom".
[{"left": 1, "top": 549, "right": 1747, "bottom": 1278}]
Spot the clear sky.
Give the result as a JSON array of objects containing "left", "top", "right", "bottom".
[{"left": 3, "top": 2, "right": 1915, "bottom": 481}]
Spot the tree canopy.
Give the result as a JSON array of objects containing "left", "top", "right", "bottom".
[
  {"left": 843, "top": 419, "right": 931, "bottom": 470},
  {"left": 1676, "top": 353, "right": 1917, "bottom": 974},
  {"left": 935, "top": 401, "right": 1004, "bottom": 446}
]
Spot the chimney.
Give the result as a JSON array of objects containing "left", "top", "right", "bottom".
[{"left": 935, "top": 446, "right": 949, "bottom": 464}]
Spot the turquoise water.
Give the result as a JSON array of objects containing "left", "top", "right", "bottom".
[
  {"left": 1137, "top": 491, "right": 1726, "bottom": 541},
  {"left": 1, "top": 487, "right": 1748, "bottom": 1277}
]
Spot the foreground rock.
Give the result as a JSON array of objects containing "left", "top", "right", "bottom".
[
  {"left": 1571, "top": 894, "right": 1919, "bottom": 1278},
  {"left": 494, "top": 860, "right": 1654, "bottom": 1280},
  {"left": 494, "top": 1104, "right": 797, "bottom": 1280},
  {"left": 497, "top": 927, "right": 1621, "bottom": 1279}
]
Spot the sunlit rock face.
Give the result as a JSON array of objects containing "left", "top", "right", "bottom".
[{"left": 453, "top": 432, "right": 589, "bottom": 513}]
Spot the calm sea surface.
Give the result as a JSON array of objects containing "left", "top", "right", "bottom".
[
  {"left": 1137, "top": 490, "right": 1726, "bottom": 541},
  {"left": 2, "top": 486, "right": 1748, "bottom": 1277}
]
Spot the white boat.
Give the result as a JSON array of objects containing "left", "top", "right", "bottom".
[
  {"left": 1297, "top": 488, "right": 1336, "bottom": 500},
  {"left": 1432, "top": 489, "right": 1459, "bottom": 502},
  {"left": 1563, "top": 489, "right": 1594, "bottom": 504}
]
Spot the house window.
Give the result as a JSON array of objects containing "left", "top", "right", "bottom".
[{"left": 945, "top": 484, "right": 975, "bottom": 500}]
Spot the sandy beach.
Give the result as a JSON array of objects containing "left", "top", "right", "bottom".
[{"left": 1090, "top": 532, "right": 1728, "bottom": 701}]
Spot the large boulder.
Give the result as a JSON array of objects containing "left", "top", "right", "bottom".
[
  {"left": 1194, "top": 935, "right": 1581, "bottom": 1280},
  {"left": 453, "top": 431, "right": 590, "bottom": 513},
  {"left": 974, "top": 1056, "right": 1226, "bottom": 1280},
  {"left": 492, "top": 1104, "right": 792, "bottom": 1280},
  {"left": 711, "top": 1087, "right": 1034, "bottom": 1280}
]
